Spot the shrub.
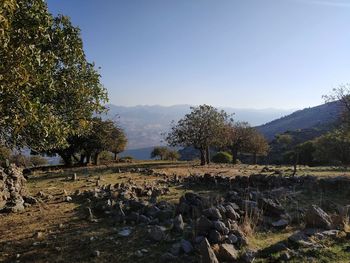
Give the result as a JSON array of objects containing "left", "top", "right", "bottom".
[
  {"left": 10, "top": 154, "right": 31, "bottom": 168},
  {"left": 99, "top": 151, "right": 114, "bottom": 162},
  {"left": 212, "top": 152, "right": 233, "bottom": 163},
  {"left": 30, "top": 155, "right": 48, "bottom": 167}
]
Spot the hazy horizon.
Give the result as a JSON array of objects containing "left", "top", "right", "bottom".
[{"left": 47, "top": 0, "right": 350, "bottom": 109}]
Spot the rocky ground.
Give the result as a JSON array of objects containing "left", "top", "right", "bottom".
[{"left": 1, "top": 162, "right": 350, "bottom": 263}]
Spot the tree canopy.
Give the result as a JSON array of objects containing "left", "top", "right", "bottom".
[
  {"left": 0, "top": 0, "right": 107, "bottom": 152},
  {"left": 166, "top": 105, "right": 230, "bottom": 165}
]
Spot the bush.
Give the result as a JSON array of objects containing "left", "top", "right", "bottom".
[
  {"left": 30, "top": 155, "right": 48, "bottom": 167},
  {"left": 99, "top": 151, "right": 114, "bottom": 162},
  {"left": 0, "top": 145, "right": 11, "bottom": 166},
  {"left": 212, "top": 152, "right": 233, "bottom": 163},
  {"left": 10, "top": 154, "right": 31, "bottom": 167}
]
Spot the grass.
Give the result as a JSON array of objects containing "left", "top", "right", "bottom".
[{"left": 1, "top": 162, "right": 350, "bottom": 262}]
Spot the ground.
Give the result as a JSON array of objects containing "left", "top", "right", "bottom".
[{"left": 1, "top": 162, "right": 350, "bottom": 263}]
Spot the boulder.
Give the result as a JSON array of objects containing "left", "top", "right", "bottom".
[
  {"left": 217, "top": 244, "right": 238, "bottom": 262},
  {"left": 305, "top": 205, "right": 332, "bottom": 229},
  {"left": 203, "top": 208, "right": 222, "bottom": 220},
  {"left": 196, "top": 216, "right": 213, "bottom": 235},
  {"left": 173, "top": 214, "right": 185, "bottom": 232},
  {"left": 149, "top": 225, "right": 166, "bottom": 242},
  {"left": 199, "top": 238, "right": 219, "bottom": 263}
]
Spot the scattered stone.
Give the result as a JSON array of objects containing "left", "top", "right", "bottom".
[
  {"left": 199, "top": 238, "right": 219, "bottom": 263},
  {"left": 271, "top": 219, "right": 289, "bottom": 229},
  {"left": 65, "top": 196, "right": 72, "bottom": 202},
  {"left": 173, "top": 214, "right": 184, "bottom": 232},
  {"left": 203, "top": 208, "right": 222, "bottom": 220},
  {"left": 118, "top": 227, "right": 132, "bottom": 237},
  {"left": 181, "top": 239, "right": 193, "bottom": 254},
  {"left": 305, "top": 205, "right": 332, "bottom": 229},
  {"left": 93, "top": 250, "right": 100, "bottom": 257},
  {"left": 196, "top": 216, "right": 213, "bottom": 235},
  {"left": 135, "top": 250, "right": 143, "bottom": 257},
  {"left": 217, "top": 243, "right": 238, "bottom": 261},
  {"left": 149, "top": 225, "right": 166, "bottom": 242}
]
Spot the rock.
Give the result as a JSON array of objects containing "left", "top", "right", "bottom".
[
  {"left": 271, "top": 219, "right": 289, "bottom": 229},
  {"left": 241, "top": 249, "right": 256, "bottom": 263},
  {"left": 72, "top": 173, "right": 77, "bottom": 181},
  {"left": 203, "top": 208, "right": 222, "bottom": 220},
  {"left": 196, "top": 216, "right": 213, "bottom": 235},
  {"left": 279, "top": 251, "right": 291, "bottom": 261},
  {"left": 149, "top": 225, "right": 166, "bottom": 242},
  {"left": 225, "top": 205, "right": 240, "bottom": 221},
  {"left": 213, "top": 220, "right": 229, "bottom": 235},
  {"left": 65, "top": 196, "right": 72, "bottom": 202},
  {"left": 173, "top": 214, "right": 184, "bottom": 232},
  {"left": 258, "top": 242, "right": 287, "bottom": 258},
  {"left": 199, "top": 238, "right": 219, "bottom": 263},
  {"left": 208, "top": 229, "right": 222, "bottom": 244},
  {"left": 160, "top": 252, "right": 178, "bottom": 263},
  {"left": 181, "top": 239, "right": 193, "bottom": 254},
  {"left": 170, "top": 242, "right": 182, "bottom": 256},
  {"left": 118, "top": 227, "right": 132, "bottom": 237},
  {"left": 305, "top": 205, "right": 332, "bottom": 229},
  {"left": 135, "top": 250, "right": 143, "bottom": 257},
  {"left": 23, "top": 196, "right": 38, "bottom": 205},
  {"left": 217, "top": 244, "right": 238, "bottom": 262},
  {"left": 228, "top": 233, "right": 238, "bottom": 244},
  {"left": 93, "top": 250, "right": 100, "bottom": 257},
  {"left": 258, "top": 198, "right": 285, "bottom": 217}
]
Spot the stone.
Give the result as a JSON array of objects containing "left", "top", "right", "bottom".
[
  {"left": 93, "top": 250, "right": 100, "bottom": 257},
  {"left": 203, "top": 207, "right": 222, "bottom": 220},
  {"left": 170, "top": 242, "right": 182, "bottom": 256},
  {"left": 149, "top": 225, "right": 166, "bottom": 242},
  {"left": 258, "top": 198, "right": 285, "bottom": 217},
  {"left": 196, "top": 216, "right": 213, "bottom": 235},
  {"left": 160, "top": 252, "right": 177, "bottom": 263},
  {"left": 271, "top": 219, "right": 289, "bottom": 229},
  {"left": 213, "top": 220, "right": 229, "bottom": 235},
  {"left": 135, "top": 250, "right": 143, "bottom": 257},
  {"left": 217, "top": 244, "right": 238, "bottom": 262},
  {"left": 199, "top": 238, "right": 219, "bottom": 263},
  {"left": 305, "top": 205, "right": 332, "bottom": 229},
  {"left": 225, "top": 205, "right": 240, "bottom": 221},
  {"left": 258, "top": 242, "right": 287, "bottom": 258},
  {"left": 65, "top": 196, "right": 72, "bottom": 202},
  {"left": 208, "top": 229, "right": 222, "bottom": 244},
  {"left": 181, "top": 239, "right": 193, "bottom": 254},
  {"left": 228, "top": 233, "right": 238, "bottom": 244},
  {"left": 173, "top": 214, "right": 184, "bottom": 232},
  {"left": 118, "top": 227, "right": 132, "bottom": 237},
  {"left": 241, "top": 249, "right": 256, "bottom": 263}
]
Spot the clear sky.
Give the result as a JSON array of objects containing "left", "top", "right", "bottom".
[{"left": 47, "top": 0, "right": 350, "bottom": 109}]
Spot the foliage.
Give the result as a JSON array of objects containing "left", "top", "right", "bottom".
[
  {"left": 296, "top": 141, "right": 316, "bottom": 165},
  {"left": 0, "top": 145, "right": 11, "bottom": 166},
  {"left": 10, "top": 154, "right": 31, "bottom": 168},
  {"left": 245, "top": 129, "right": 269, "bottom": 163},
  {"left": 313, "top": 128, "right": 350, "bottom": 165},
  {"left": 166, "top": 150, "right": 180, "bottom": 161},
  {"left": 99, "top": 151, "right": 114, "bottom": 162},
  {"left": 0, "top": 0, "right": 107, "bottom": 152},
  {"left": 212, "top": 151, "right": 232, "bottom": 163},
  {"left": 323, "top": 84, "right": 350, "bottom": 125},
  {"left": 109, "top": 127, "right": 127, "bottom": 160},
  {"left": 30, "top": 155, "right": 48, "bottom": 167},
  {"left": 150, "top": 147, "right": 169, "bottom": 160},
  {"left": 166, "top": 105, "right": 230, "bottom": 165}
]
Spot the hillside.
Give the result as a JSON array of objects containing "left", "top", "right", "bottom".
[{"left": 256, "top": 101, "right": 341, "bottom": 141}]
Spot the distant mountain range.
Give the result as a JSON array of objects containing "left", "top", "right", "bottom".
[{"left": 104, "top": 104, "right": 295, "bottom": 150}]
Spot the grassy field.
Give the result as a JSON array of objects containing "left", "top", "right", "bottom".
[{"left": 1, "top": 162, "right": 350, "bottom": 262}]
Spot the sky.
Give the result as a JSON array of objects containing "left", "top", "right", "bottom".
[{"left": 47, "top": 0, "right": 350, "bottom": 110}]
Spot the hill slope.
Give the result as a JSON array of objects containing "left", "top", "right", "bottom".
[{"left": 256, "top": 101, "right": 341, "bottom": 141}]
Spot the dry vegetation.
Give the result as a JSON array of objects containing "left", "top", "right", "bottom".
[{"left": 1, "top": 162, "right": 350, "bottom": 263}]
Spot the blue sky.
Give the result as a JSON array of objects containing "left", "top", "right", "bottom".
[{"left": 47, "top": 0, "right": 350, "bottom": 109}]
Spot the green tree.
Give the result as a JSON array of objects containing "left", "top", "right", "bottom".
[
  {"left": 166, "top": 150, "right": 180, "bottom": 161},
  {"left": 109, "top": 127, "right": 127, "bottom": 161},
  {"left": 246, "top": 130, "right": 269, "bottom": 164},
  {"left": 0, "top": 0, "right": 107, "bottom": 153},
  {"left": 313, "top": 128, "right": 350, "bottom": 166},
  {"left": 166, "top": 105, "right": 230, "bottom": 165},
  {"left": 151, "top": 147, "right": 169, "bottom": 160},
  {"left": 224, "top": 122, "right": 254, "bottom": 164},
  {"left": 30, "top": 155, "right": 48, "bottom": 167},
  {"left": 212, "top": 152, "right": 233, "bottom": 164}
]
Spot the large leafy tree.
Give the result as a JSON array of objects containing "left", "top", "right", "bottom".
[
  {"left": 109, "top": 125, "right": 127, "bottom": 161},
  {"left": 166, "top": 105, "right": 230, "bottom": 165},
  {"left": 246, "top": 129, "right": 269, "bottom": 164},
  {"left": 0, "top": 0, "right": 107, "bottom": 153}
]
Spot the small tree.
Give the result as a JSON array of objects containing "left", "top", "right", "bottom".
[
  {"left": 166, "top": 105, "right": 230, "bottom": 165},
  {"left": 109, "top": 126, "right": 127, "bottom": 161},
  {"left": 166, "top": 150, "right": 180, "bottom": 161},
  {"left": 30, "top": 155, "right": 48, "bottom": 167},
  {"left": 246, "top": 130, "right": 269, "bottom": 164},
  {"left": 151, "top": 147, "right": 169, "bottom": 160}
]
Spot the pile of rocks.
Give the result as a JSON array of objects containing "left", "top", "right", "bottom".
[{"left": 0, "top": 165, "right": 36, "bottom": 213}]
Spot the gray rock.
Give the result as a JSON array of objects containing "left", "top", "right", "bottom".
[
  {"left": 173, "top": 214, "right": 184, "bottom": 232},
  {"left": 228, "top": 233, "right": 238, "bottom": 244},
  {"left": 196, "top": 215, "right": 213, "bottom": 235},
  {"left": 271, "top": 219, "right": 289, "bottom": 229},
  {"left": 118, "top": 227, "right": 132, "bottom": 237},
  {"left": 305, "top": 205, "right": 332, "bottom": 229},
  {"left": 217, "top": 243, "right": 238, "bottom": 262},
  {"left": 225, "top": 205, "right": 240, "bottom": 221},
  {"left": 199, "top": 238, "right": 219, "bottom": 263},
  {"left": 170, "top": 242, "right": 182, "bottom": 256},
  {"left": 203, "top": 207, "right": 222, "bottom": 220},
  {"left": 213, "top": 220, "right": 229, "bottom": 235},
  {"left": 181, "top": 239, "right": 193, "bottom": 254},
  {"left": 208, "top": 229, "right": 222, "bottom": 244},
  {"left": 149, "top": 225, "right": 166, "bottom": 242}
]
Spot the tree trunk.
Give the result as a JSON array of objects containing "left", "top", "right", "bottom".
[
  {"left": 253, "top": 153, "right": 258, "bottom": 165},
  {"left": 80, "top": 154, "right": 85, "bottom": 165},
  {"left": 86, "top": 154, "right": 91, "bottom": 165},
  {"left": 206, "top": 146, "right": 210, "bottom": 164},
  {"left": 114, "top": 152, "right": 118, "bottom": 161},
  {"left": 231, "top": 149, "right": 238, "bottom": 164},
  {"left": 292, "top": 152, "right": 299, "bottom": 176},
  {"left": 60, "top": 153, "right": 73, "bottom": 167},
  {"left": 93, "top": 153, "right": 100, "bottom": 166},
  {"left": 199, "top": 149, "right": 206, "bottom": 166}
]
